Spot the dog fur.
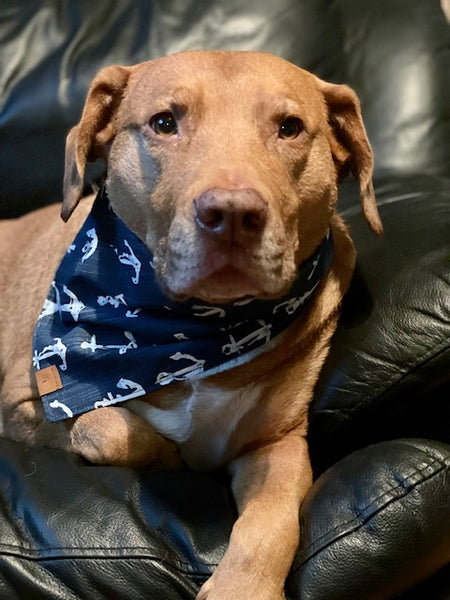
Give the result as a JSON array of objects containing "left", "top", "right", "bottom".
[{"left": 0, "top": 51, "right": 381, "bottom": 599}]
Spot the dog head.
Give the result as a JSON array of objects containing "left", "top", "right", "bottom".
[{"left": 63, "top": 51, "right": 382, "bottom": 304}]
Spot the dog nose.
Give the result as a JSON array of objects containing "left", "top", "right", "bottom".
[{"left": 194, "top": 188, "right": 268, "bottom": 243}]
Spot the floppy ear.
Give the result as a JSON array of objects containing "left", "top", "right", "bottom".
[
  {"left": 318, "top": 80, "right": 383, "bottom": 236},
  {"left": 62, "top": 65, "right": 133, "bottom": 221}
]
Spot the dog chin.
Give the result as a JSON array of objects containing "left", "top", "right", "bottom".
[{"left": 167, "top": 265, "right": 278, "bottom": 305}]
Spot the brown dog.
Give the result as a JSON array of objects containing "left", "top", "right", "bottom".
[{"left": 0, "top": 51, "right": 381, "bottom": 599}]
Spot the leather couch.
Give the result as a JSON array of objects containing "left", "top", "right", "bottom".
[{"left": 0, "top": 1, "right": 449, "bottom": 598}]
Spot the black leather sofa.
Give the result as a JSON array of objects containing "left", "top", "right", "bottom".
[{"left": 0, "top": 1, "right": 449, "bottom": 598}]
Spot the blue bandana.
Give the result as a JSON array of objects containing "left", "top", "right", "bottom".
[{"left": 33, "top": 187, "right": 333, "bottom": 422}]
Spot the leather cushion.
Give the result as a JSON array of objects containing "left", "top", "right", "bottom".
[
  {"left": 310, "top": 174, "right": 450, "bottom": 473},
  {"left": 289, "top": 438, "right": 450, "bottom": 600},
  {"left": 1, "top": 437, "right": 449, "bottom": 599}
]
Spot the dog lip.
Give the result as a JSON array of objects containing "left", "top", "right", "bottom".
[
  {"left": 181, "top": 264, "right": 263, "bottom": 304},
  {"left": 162, "top": 240, "right": 291, "bottom": 303}
]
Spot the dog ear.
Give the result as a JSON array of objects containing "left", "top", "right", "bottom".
[
  {"left": 318, "top": 80, "right": 383, "bottom": 236},
  {"left": 62, "top": 65, "right": 133, "bottom": 221}
]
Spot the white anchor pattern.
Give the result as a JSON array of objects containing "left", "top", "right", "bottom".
[
  {"left": 80, "top": 331, "right": 138, "bottom": 354},
  {"left": 272, "top": 280, "right": 321, "bottom": 315},
  {"left": 81, "top": 227, "right": 98, "bottom": 262},
  {"left": 114, "top": 239, "right": 142, "bottom": 284},
  {"left": 33, "top": 188, "right": 333, "bottom": 422},
  {"left": 38, "top": 282, "right": 85, "bottom": 322},
  {"left": 222, "top": 320, "right": 272, "bottom": 355},
  {"left": 33, "top": 337, "right": 68, "bottom": 371},
  {"left": 155, "top": 352, "right": 206, "bottom": 386},
  {"left": 94, "top": 378, "right": 146, "bottom": 409}
]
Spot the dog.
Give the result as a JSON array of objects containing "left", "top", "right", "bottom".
[{"left": 0, "top": 51, "right": 382, "bottom": 600}]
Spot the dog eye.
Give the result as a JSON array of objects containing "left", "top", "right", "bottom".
[
  {"left": 149, "top": 112, "right": 178, "bottom": 136},
  {"left": 278, "top": 117, "right": 304, "bottom": 140}
]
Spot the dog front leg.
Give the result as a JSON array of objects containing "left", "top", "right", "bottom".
[{"left": 197, "top": 429, "right": 312, "bottom": 600}]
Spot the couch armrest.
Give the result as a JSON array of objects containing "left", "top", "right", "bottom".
[{"left": 289, "top": 438, "right": 450, "bottom": 600}]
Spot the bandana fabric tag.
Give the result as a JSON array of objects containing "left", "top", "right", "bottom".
[
  {"left": 35, "top": 365, "right": 63, "bottom": 396},
  {"left": 32, "top": 188, "right": 333, "bottom": 422}
]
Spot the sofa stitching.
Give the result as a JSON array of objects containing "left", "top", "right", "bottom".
[
  {"left": 302, "top": 457, "right": 447, "bottom": 554},
  {"left": 0, "top": 545, "right": 217, "bottom": 574},
  {"left": 295, "top": 456, "right": 449, "bottom": 569}
]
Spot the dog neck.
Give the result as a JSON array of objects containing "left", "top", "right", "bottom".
[{"left": 32, "top": 187, "right": 333, "bottom": 423}]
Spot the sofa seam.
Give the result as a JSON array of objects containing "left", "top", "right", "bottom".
[
  {"left": 0, "top": 544, "right": 217, "bottom": 574},
  {"left": 296, "top": 455, "right": 450, "bottom": 568}
]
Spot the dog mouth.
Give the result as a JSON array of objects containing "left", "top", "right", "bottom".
[
  {"left": 157, "top": 224, "right": 292, "bottom": 304},
  {"left": 186, "top": 264, "right": 263, "bottom": 304},
  {"left": 161, "top": 254, "right": 290, "bottom": 304}
]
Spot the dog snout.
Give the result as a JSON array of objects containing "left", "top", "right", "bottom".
[{"left": 193, "top": 188, "right": 268, "bottom": 244}]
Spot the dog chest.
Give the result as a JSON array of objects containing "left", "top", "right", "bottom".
[{"left": 127, "top": 381, "right": 262, "bottom": 470}]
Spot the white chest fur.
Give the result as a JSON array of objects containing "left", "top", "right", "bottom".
[{"left": 127, "top": 380, "right": 261, "bottom": 470}]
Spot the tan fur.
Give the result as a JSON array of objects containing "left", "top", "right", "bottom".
[{"left": 0, "top": 51, "right": 381, "bottom": 599}]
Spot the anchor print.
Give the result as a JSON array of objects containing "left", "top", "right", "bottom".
[
  {"left": 222, "top": 320, "right": 272, "bottom": 355},
  {"left": 38, "top": 282, "right": 85, "bottom": 322},
  {"left": 273, "top": 280, "right": 320, "bottom": 315},
  {"left": 97, "top": 293, "right": 127, "bottom": 308},
  {"left": 33, "top": 337, "right": 68, "bottom": 371},
  {"left": 80, "top": 331, "right": 138, "bottom": 354},
  {"left": 233, "top": 297, "right": 256, "bottom": 307},
  {"left": 49, "top": 399, "right": 73, "bottom": 419},
  {"left": 114, "top": 239, "right": 142, "bottom": 284},
  {"left": 308, "top": 230, "right": 330, "bottom": 280},
  {"left": 174, "top": 332, "right": 189, "bottom": 341},
  {"left": 156, "top": 352, "right": 205, "bottom": 386},
  {"left": 307, "top": 256, "right": 320, "bottom": 281},
  {"left": 81, "top": 228, "right": 98, "bottom": 262},
  {"left": 94, "top": 378, "right": 146, "bottom": 408},
  {"left": 97, "top": 294, "right": 141, "bottom": 318},
  {"left": 192, "top": 305, "right": 226, "bottom": 318}
]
